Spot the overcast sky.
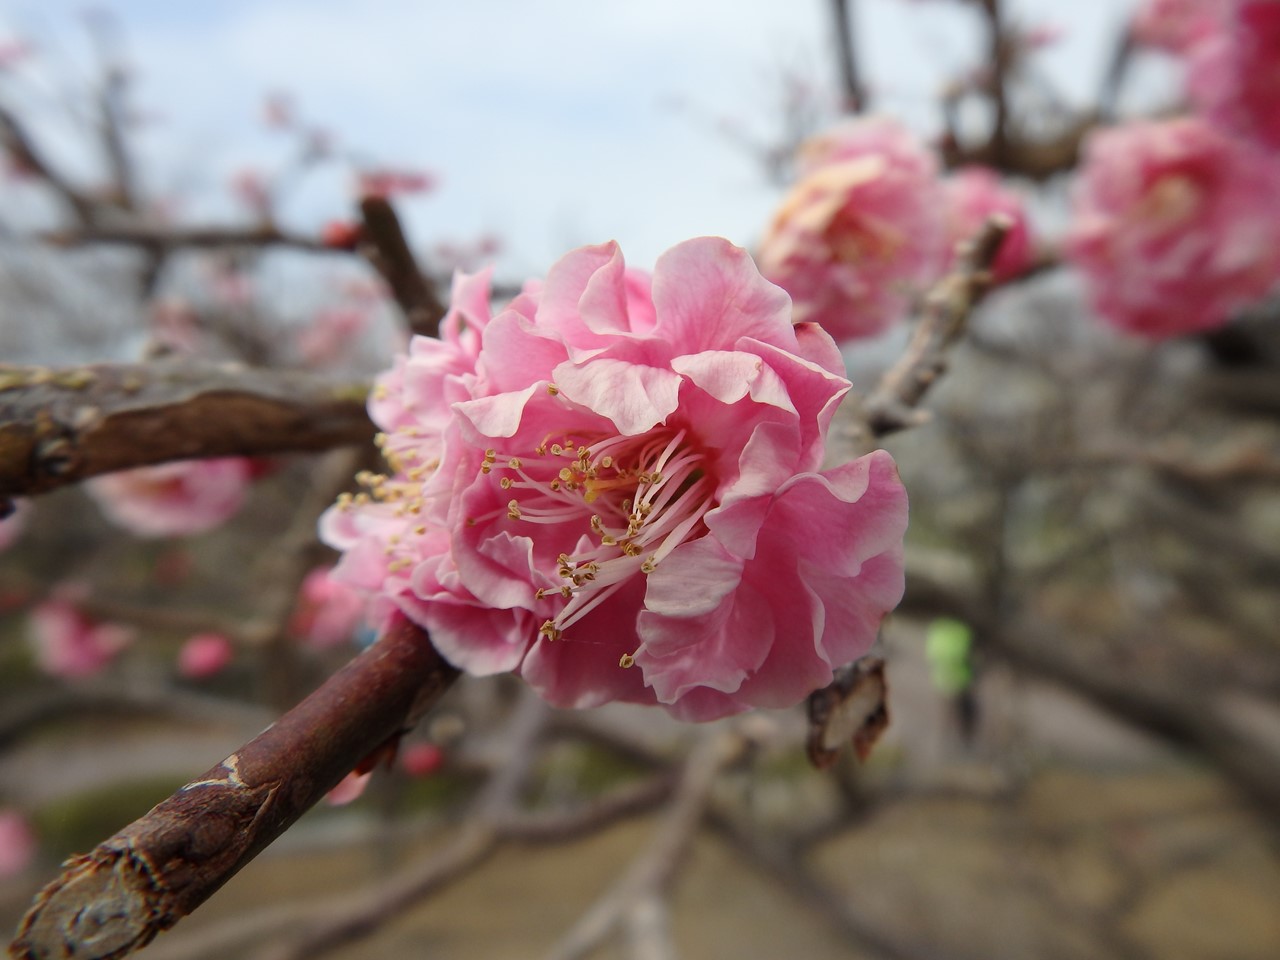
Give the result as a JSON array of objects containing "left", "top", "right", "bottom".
[{"left": 0, "top": 0, "right": 1139, "bottom": 277}]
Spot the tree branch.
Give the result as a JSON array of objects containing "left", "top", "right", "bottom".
[
  {"left": 358, "top": 196, "right": 446, "bottom": 338},
  {"left": 9, "top": 617, "right": 460, "bottom": 960},
  {"left": 39, "top": 225, "right": 329, "bottom": 253},
  {"left": 860, "top": 216, "right": 1011, "bottom": 439},
  {"left": 828, "top": 0, "right": 865, "bottom": 113},
  {"left": 0, "top": 361, "right": 373, "bottom": 500}
]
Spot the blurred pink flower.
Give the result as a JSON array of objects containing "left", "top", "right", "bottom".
[
  {"left": 290, "top": 566, "right": 366, "bottom": 649},
  {"left": 322, "top": 237, "right": 908, "bottom": 721},
  {"left": 85, "top": 458, "right": 253, "bottom": 538},
  {"left": 0, "top": 810, "right": 37, "bottom": 879},
  {"left": 357, "top": 168, "right": 438, "bottom": 198},
  {"left": 324, "top": 769, "right": 372, "bottom": 806},
  {"left": 262, "top": 91, "right": 294, "bottom": 129},
  {"left": 0, "top": 499, "right": 29, "bottom": 553},
  {"left": 399, "top": 743, "right": 445, "bottom": 778},
  {"left": 177, "top": 633, "right": 235, "bottom": 679},
  {"left": 1188, "top": 0, "right": 1280, "bottom": 152},
  {"left": 941, "top": 167, "right": 1035, "bottom": 282},
  {"left": 1132, "top": 0, "right": 1226, "bottom": 53},
  {"left": 230, "top": 168, "right": 271, "bottom": 215},
  {"left": 297, "top": 307, "right": 371, "bottom": 367},
  {"left": 149, "top": 297, "right": 200, "bottom": 354},
  {"left": 757, "top": 117, "right": 944, "bottom": 341},
  {"left": 28, "top": 598, "right": 133, "bottom": 679},
  {"left": 1067, "top": 117, "right": 1280, "bottom": 337},
  {"left": 0, "top": 39, "right": 32, "bottom": 71}
]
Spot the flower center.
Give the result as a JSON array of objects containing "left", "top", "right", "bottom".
[{"left": 479, "top": 425, "right": 714, "bottom": 642}]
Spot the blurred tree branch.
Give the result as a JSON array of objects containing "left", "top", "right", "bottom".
[{"left": 0, "top": 360, "right": 373, "bottom": 500}]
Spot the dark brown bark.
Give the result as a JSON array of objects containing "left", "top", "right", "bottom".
[
  {"left": 9, "top": 618, "right": 459, "bottom": 960},
  {"left": 0, "top": 360, "right": 373, "bottom": 499},
  {"left": 357, "top": 196, "right": 447, "bottom": 337}
]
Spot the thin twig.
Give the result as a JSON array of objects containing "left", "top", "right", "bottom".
[
  {"left": 0, "top": 360, "right": 372, "bottom": 500},
  {"left": 9, "top": 617, "right": 459, "bottom": 960},
  {"left": 860, "top": 216, "right": 1011, "bottom": 439},
  {"left": 0, "top": 105, "right": 97, "bottom": 223},
  {"left": 828, "top": 0, "right": 864, "bottom": 113},
  {"left": 39, "top": 225, "right": 329, "bottom": 253},
  {"left": 543, "top": 731, "right": 743, "bottom": 960}
]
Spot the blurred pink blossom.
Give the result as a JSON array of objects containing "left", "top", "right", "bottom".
[
  {"left": 0, "top": 499, "right": 29, "bottom": 553},
  {"left": 0, "top": 39, "right": 32, "bottom": 71},
  {"left": 0, "top": 810, "right": 37, "bottom": 879},
  {"left": 1067, "top": 117, "right": 1280, "bottom": 337},
  {"left": 290, "top": 566, "right": 366, "bottom": 649},
  {"left": 399, "top": 743, "right": 445, "bottom": 778},
  {"left": 177, "top": 633, "right": 235, "bottom": 679},
  {"left": 262, "top": 91, "right": 294, "bottom": 129},
  {"left": 357, "top": 168, "right": 438, "bottom": 198},
  {"left": 757, "top": 117, "right": 945, "bottom": 340},
  {"left": 322, "top": 237, "right": 908, "bottom": 721},
  {"left": 1188, "top": 0, "right": 1280, "bottom": 152},
  {"left": 85, "top": 458, "right": 253, "bottom": 538},
  {"left": 149, "top": 297, "right": 200, "bottom": 354},
  {"left": 941, "top": 167, "right": 1035, "bottom": 282},
  {"left": 324, "top": 769, "right": 372, "bottom": 806},
  {"left": 1132, "top": 0, "right": 1226, "bottom": 53},
  {"left": 28, "top": 598, "right": 134, "bottom": 679},
  {"left": 297, "top": 307, "right": 371, "bottom": 367},
  {"left": 230, "top": 168, "right": 271, "bottom": 215}
]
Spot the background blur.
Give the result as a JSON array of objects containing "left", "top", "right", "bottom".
[{"left": 3, "top": 2, "right": 1280, "bottom": 959}]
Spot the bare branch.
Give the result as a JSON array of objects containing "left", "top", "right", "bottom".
[
  {"left": 543, "top": 731, "right": 744, "bottom": 960},
  {"left": 9, "top": 617, "right": 460, "bottom": 960},
  {"left": 861, "top": 216, "right": 1011, "bottom": 439},
  {"left": 0, "top": 361, "right": 373, "bottom": 499},
  {"left": 0, "top": 105, "right": 98, "bottom": 224},
  {"left": 39, "top": 225, "right": 329, "bottom": 253},
  {"left": 358, "top": 196, "right": 447, "bottom": 337},
  {"left": 828, "top": 0, "right": 865, "bottom": 113}
]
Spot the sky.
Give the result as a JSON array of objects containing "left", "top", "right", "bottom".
[{"left": 0, "top": 0, "right": 1139, "bottom": 279}]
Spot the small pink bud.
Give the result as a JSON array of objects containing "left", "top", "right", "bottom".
[{"left": 177, "top": 633, "right": 235, "bottom": 679}]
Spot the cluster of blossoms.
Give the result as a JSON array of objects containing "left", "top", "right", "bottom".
[
  {"left": 323, "top": 238, "right": 908, "bottom": 721},
  {"left": 1068, "top": 0, "right": 1280, "bottom": 337},
  {"left": 757, "top": 117, "right": 1033, "bottom": 343},
  {"left": 84, "top": 457, "right": 255, "bottom": 538},
  {"left": 1067, "top": 118, "right": 1280, "bottom": 337},
  {"left": 27, "top": 596, "right": 134, "bottom": 679}
]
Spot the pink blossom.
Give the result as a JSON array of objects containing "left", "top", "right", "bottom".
[
  {"left": 85, "top": 458, "right": 253, "bottom": 538},
  {"left": 262, "top": 91, "right": 294, "bottom": 129},
  {"left": 1132, "top": 0, "right": 1226, "bottom": 53},
  {"left": 290, "top": 566, "right": 367, "bottom": 649},
  {"left": 322, "top": 237, "right": 908, "bottom": 721},
  {"left": 1188, "top": 0, "right": 1280, "bottom": 152},
  {"left": 757, "top": 118, "right": 945, "bottom": 341},
  {"left": 0, "top": 810, "right": 37, "bottom": 879},
  {"left": 28, "top": 598, "right": 133, "bottom": 679},
  {"left": 324, "top": 770, "right": 373, "bottom": 806},
  {"left": 0, "top": 499, "right": 29, "bottom": 553},
  {"left": 941, "top": 167, "right": 1035, "bottom": 283},
  {"left": 177, "top": 633, "right": 235, "bottom": 679},
  {"left": 399, "top": 743, "right": 445, "bottom": 778},
  {"left": 230, "top": 168, "right": 271, "bottom": 215},
  {"left": 297, "top": 307, "right": 371, "bottom": 367},
  {"left": 1067, "top": 118, "right": 1280, "bottom": 337},
  {"left": 357, "top": 168, "right": 438, "bottom": 198}
]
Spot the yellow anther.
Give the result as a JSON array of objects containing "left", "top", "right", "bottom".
[
  {"left": 547, "top": 383, "right": 560, "bottom": 396},
  {"left": 619, "top": 653, "right": 635, "bottom": 669},
  {"left": 500, "top": 477, "right": 513, "bottom": 489},
  {"left": 508, "top": 457, "right": 522, "bottom": 469},
  {"left": 600, "top": 455, "right": 614, "bottom": 468},
  {"left": 641, "top": 557, "right": 657, "bottom": 574},
  {"left": 507, "top": 499, "right": 522, "bottom": 520}
]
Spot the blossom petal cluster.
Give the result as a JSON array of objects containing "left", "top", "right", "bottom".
[
  {"left": 322, "top": 237, "right": 908, "bottom": 721},
  {"left": 85, "top": 457, "right": 253, "bottom": 538},
  {"left": 757, "top": 118, "right": 944, "bottom": 342},
  {"left": 27, "top": 598, "right": 134, "bottom": 679},
  {"left": 1132, "top": 0, "right": 1226, "bottom": 53},
  {"left": 941, "top": 167, "right": 1035, "bottom": 283},
  {"left": 1066, "top": 117, "right": 1280, "bottom": 337},
  {"left": 1188, "top": 0, "right": 1280, "bottom": 153}
]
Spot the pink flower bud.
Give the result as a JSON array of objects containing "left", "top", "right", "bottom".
[{"left": 177, "top": 633, "right": 235, "bottom": 679}]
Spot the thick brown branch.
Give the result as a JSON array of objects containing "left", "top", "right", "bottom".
[
  {"left": 0, "top": 361, "right": 373, "bottom": 499},
  {"left": 9, "top": 618, "right": 460, "bottom": 960},
  {"left": 861, "top": 216, "right": 1011, "bottom": 439},
  {"left": 358, "top": 196, "right": 446, "bottom": 337}
]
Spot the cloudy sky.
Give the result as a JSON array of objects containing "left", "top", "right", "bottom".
[{"left": 0, "top": 0, "right": 1138, "bottom": 277}]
